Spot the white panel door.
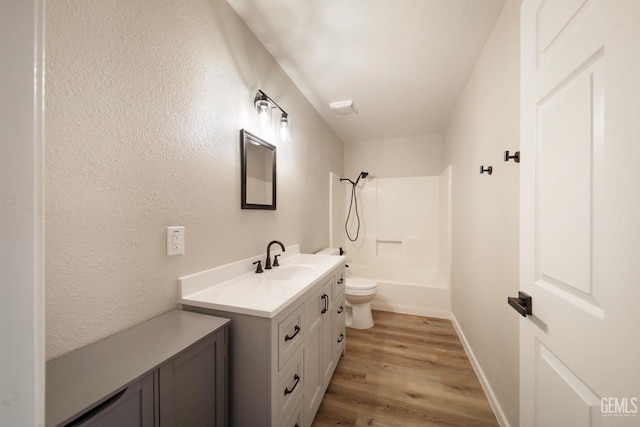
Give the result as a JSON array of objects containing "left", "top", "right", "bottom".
[{"left": 520, "top": 0, "right": 640, "bottom": 426}]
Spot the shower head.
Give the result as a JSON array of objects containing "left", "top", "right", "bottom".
[
  {"left": 340, "top": 171, "right": 370, "bottom": 186},
  {"left": 354, "top": 171, "right": 369, "bottom": 184}
]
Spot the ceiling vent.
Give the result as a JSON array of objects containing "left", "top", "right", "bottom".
[{"left": 329, "top": 100, "right": 358, "bottom": 116}]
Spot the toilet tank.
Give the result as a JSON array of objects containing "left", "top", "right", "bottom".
[{"left": 315, "top": 248, "right": 341, "bottom": 255}]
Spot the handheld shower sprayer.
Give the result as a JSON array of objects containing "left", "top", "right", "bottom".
[
  {"left": 340, "top": 171, "right": 369, "bottom": 186},
  {"left": 340, "top": 171, "right": 369, "bottom": 242}
]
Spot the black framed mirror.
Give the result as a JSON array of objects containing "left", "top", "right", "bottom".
[{"left": 241, "top": 129, "right": 276, "bottom": 210}]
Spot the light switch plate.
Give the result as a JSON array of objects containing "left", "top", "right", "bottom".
[{"left": 166, "top": 226, "right": 185, "bottom": 256}]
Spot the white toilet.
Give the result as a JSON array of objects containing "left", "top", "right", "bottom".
[
  {"left": 315, "top": 248, "right": 378, "bottom": 329},
  {"left": 345, "top": 277, "right": 378, "bottom": 329}
]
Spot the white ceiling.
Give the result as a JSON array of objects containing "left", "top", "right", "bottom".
[{"left": 228, "top": 0, "right": 505, "bottom": 144}]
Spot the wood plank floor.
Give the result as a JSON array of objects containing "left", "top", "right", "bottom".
[{"left": 312, "top": 310, "right": 499, "bottom": 427}]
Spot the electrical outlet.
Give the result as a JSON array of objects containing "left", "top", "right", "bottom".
[{"left": 166, "top": 226, "right": 185, "bottom": 256}]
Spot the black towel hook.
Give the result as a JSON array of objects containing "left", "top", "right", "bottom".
[
  {"left": 504, "top": 151, "right": 520, "bottom": 163},
  {"left": 480, "top": 166, "right": 493, "bottom": 175}
]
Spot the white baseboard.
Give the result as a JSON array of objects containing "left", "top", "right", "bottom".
[
  {"left": 450, "top": 313, "right": 511, "bottom": 427},
  {"left": 371, "top": 302, "right": 450, "bottom": 320}
]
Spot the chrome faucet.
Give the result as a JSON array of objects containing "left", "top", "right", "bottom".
[{"left": 265, "top": 240, "right": 285, "bottom": 270}]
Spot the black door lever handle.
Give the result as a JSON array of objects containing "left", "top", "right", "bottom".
[{"left": 508, "top": 292, "right": 532, "bottom": 317}]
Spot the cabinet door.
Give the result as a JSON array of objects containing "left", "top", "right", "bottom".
[
  {"left": 321, "top": 278, "right": 335, "bottom": 387},
  {"left": 159, "top": 329, "right": 227, "bottom": 427},
  {"left": 71, "top": 374, "right": 153, "bottom": 427},
  {"left": 304, "top": 285, "right": 324, "bottom": 421}
]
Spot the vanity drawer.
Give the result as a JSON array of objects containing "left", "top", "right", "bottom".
[
  {"left": 335, "top": 290, "right": 345, "bottom": 320},
  {"left": 335, "top": 271, "right": 345, "bottom": 295},
  {"left": 282, "top": 395, "right": 304, "bottom": 427},
  {"left": 278, "top": 347, "right": 304, "bottom": 424},
  {"left": 278, "top": 304, "right": 304, "bottom": 370}
]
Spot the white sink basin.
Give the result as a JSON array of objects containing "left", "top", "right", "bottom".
[
  {"left": 179, "top": 248, "right": 345, "bottom": 318},
  {"left": 267, "top": 265, "right": 315, "bottom": 281}
]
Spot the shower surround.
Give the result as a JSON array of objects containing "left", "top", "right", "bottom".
[{"left": 340, "top": 167, "right": 451, "bottom": 318}]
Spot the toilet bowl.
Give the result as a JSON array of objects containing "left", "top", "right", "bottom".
[
  {"left": 313, "top": 248, "right": 378, "bottom": 329},
  {"left": 345, "top": 277, "right": 378, "bottom": 329}
]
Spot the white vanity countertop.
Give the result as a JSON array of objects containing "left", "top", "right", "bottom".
[{"left": 179, "top": 245, "right": 345, "bottom": 318}]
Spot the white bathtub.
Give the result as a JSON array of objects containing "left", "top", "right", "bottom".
[
  {"left": 338, "top": 169, "right": 452, "bottom": 319},
  {"left": 348, "top": 267, "right": 450, "bottom": 319}
]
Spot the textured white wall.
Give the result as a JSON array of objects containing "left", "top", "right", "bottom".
[
  {"left": 45, "top": 0, "right": 343, "bottom": 359},
  {"left": 344, "top": 133, "right": 443, "bottom": 180},
  {"left": 443, "top": 0, "right": 520, "bottom": 425}
]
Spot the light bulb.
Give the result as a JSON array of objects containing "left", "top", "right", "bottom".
[
  {"left": 255, "top": 99, "right": 271, "bottom": 128},
  {"left": 279, "top": 114, "right": 291, "bottom": 142}
]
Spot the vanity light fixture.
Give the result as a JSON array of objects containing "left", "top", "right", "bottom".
[{"left": 254, "top": 89, "right": 291, "bottom": 142}]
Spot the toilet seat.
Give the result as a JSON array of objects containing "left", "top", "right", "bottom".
[{"left": 346, "top": 277, "right": 377, "bottom": 292}]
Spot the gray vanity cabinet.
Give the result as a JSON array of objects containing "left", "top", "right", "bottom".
[
  {"left": 74, "top": 375, "right": 154, "bottom": 427},
  {"left": 158, "top": 332, "right": 227, "bottom": 427},
  {"left": 46, "top": 310, "right": 229, "bottom": 427}
]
